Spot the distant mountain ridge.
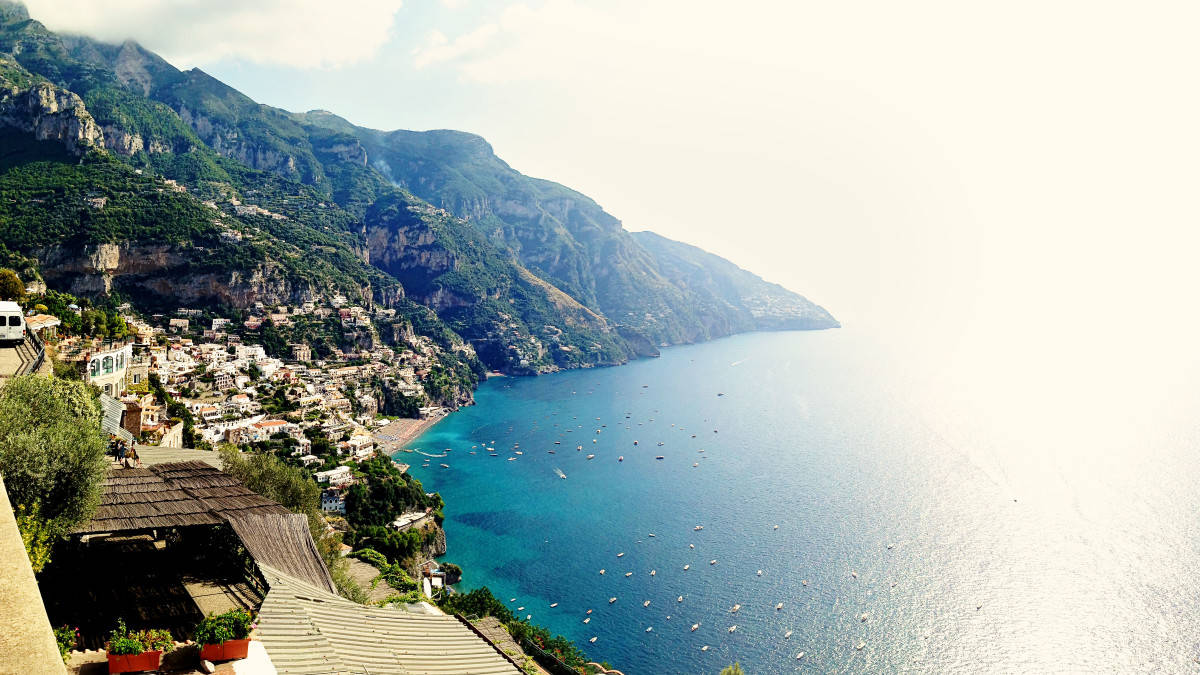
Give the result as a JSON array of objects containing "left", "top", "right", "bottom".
[{"left": 0, "top": 0, "right": 836, "bottom": 376}]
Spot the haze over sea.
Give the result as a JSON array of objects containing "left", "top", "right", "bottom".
[{"left": 405, "top": 329, "right": 1200, "bottom": 674}]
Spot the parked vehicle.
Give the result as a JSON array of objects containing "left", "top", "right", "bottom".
[{"left": 0, "top": 301, "right": 23, "bottom": 344}]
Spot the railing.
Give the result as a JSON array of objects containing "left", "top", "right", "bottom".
[
  {"left": 16, "top": 330, "right": 44, "bottom": 376},
  {"left": 518, "top": 636, "right": 586, "bottom": 675}
]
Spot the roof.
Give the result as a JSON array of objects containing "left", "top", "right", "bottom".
[
  {"left": 0, "top": 301, "right": 19, "bottom": 313},
  {"left": 0, "top": 476, "right": 68, "bottom": 674},
  {"left": 255, "top": 564, "right": 522, "bottom": 675},
  {"left": 99, "top": 393, "right": 134, "bottom": 444},
  {"left": 226, "top": 513, "right": 336, "bottom": 594},
  {"left": 74, "top": 460, "right": 290, "bottom": 535},
  {"left": 133, "top": 444, "right": 223, "bottom": 469},
  {"left": 24, "top": 313, "right": 61, "bottom": 329}
]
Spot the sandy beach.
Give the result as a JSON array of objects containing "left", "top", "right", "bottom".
[{"left": 372, "top": 415, "right": 446, "bottom": 455}]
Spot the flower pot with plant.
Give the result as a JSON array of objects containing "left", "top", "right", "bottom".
[
  {"left": 105, "top": 620, "right": 175, "bottom": 674},
  {"left": 195, "top": 608, "right": 256, "bottom": 661}
]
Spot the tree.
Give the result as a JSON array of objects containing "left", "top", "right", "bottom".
[
  {"left": 720, "top": 665, "right": 745, "bottom": 675},
  {"left": 0, "top": 269, "right": 24, "bottom": 300},
  {"left": 0, "top": 375, "right": 108, "bottom": 571}
]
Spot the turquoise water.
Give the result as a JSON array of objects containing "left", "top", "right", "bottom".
[{"left": 404, "top": 330, "right": 1200, "bottom": 674}]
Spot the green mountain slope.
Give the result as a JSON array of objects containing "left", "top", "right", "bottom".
[{"left": 0, "top": 0, "right": 836, "bottom": 374}]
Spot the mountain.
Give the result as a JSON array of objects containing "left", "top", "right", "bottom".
[{"left": 0, "top": 0, "right": 836, "bottom": 377}]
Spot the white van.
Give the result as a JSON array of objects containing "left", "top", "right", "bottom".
[{"left": 0, "top": 302, "right": 25, "bottom": 344}]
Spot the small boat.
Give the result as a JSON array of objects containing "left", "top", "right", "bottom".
[
  {"left": 692, "top": 463, "right": 699, "bottom": 467},
  {"left": 633, "top": 441, "right": 638, "bottom": 445},
  {"left": 655, "top": 455, "right": 664, "bottom": 460},
  {"left": 683, "top": 565, "right": 690, "bottom": 570},
  {"left": 691, "top": 623, "right": 699, "bottom": 631},
  {"left": 730, "top": 604, "right": 741, "bottom": 613},
  {"left": 554, "top": 441, "right": 561, "bottom": 444},
  {"left": 784, "top": 630, "right": 793, "bottom": 638},
  {"left": 856, "top": 641, "right": 865, "bottom": 650},
  {"left": 609, "top": 597, "right": 617, "bottom": 604},
  {"left": 728, "top": 625, "right": 737, "bottom": 633},
  {"left": 773, "top": 525, "right": 779, "bottom": 530},
  {"left": 617, "top": 552, "right": 625, "bottom": 558},
  {"left": 440, "top": 463, "right": 449, "bottom": 468},
  {"left": 650, "top": 570, "right": 656, "bottom": 576},
  {"left": 717, "top": 392, "right": 724, "bottom": 396},
  {"left": 599, "top": 569, "right": 605, "bottom": 575},
  {"left": 550, "top": 603, "right": 558, "bottom": 608},
  {"left": 507, "top": 457, "right": 517, "bottom": 461},
  {"left": 589, "top": 637, "right": 597, "bottom": 643},
  {"left": 618, "top": 456, "right": 624, "bottom": 462},
  {"left": 801, "top": 580, "right": 808, "bottom": 586},
  {"left": 701, "top": 646, "right": 710, "bottom": 652},
  {"left": 851, "top": 571, "right": 858, "bottom": 579},
  {"left": 625, "top": 572, "right": 633, "bottom": 577},
  {"left": 860, "top": 612, "right": 869, "bottom": 622},
  {"left": 526, "top": 615, "right": 531, "bottom": 620},
  {"left": 677, "top": 596, "right": 683, "bottom": 602},
  {"left": 689, "top": 544, "right": 695, "bottom": 549},
  {"left": 887, "top": 543, "right": 894, "bottom": 550},
  {"left": 586, "top": 609, "right": 592, "bottom": 614},
  {"left": 577, "top": 445, "right": 583, "bottom": 450},
  {"left": 645, "top": 626, "right": 653, "bottom": 632},
  {"left": 586, "top": 454, "right": 595, "bottom": 460},
  {"left": 648, "top": 533, "right": 656, "bottom": 537},
  {"left": 517, "top": 606, "right": 524, "bottom": 611},
  {"left": 757, "top": 570, "right": 763, "bottom": 576},
  {"left": 796, "top": 652, "right": 804, "bottom": 660},
  {"left": 710, "top": 560, "right": 718, "bottom": 565},
  {"left": 694, "top": 525, "right": 704, "bottom": 531},
  {"left": 514, "top": 451, "right": 523, "bottom": 455},
  {"left": 657, "top": 442, "right": 664, "bottom": 447},
  {"left": 510, "top": 598, "right": 516, "bottom": 602},
  {"left": 489, "top": 454, "right": 499, "bottom": 457},
  {"left": 643, "top": 600, "right": 651, "bottom": 607},
  {"left": 583, "top": 617, "right": 590, "bottom": 624},
  {"left": 776, "top": 603, "right": 784, "bottom": 610}
]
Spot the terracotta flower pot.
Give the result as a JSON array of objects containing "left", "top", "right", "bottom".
[
  {"left": 200, "top": 638, "right": 251, "bottom": 661},
  {"left": 106, "top": 650, "right": 162, "bottom": 673}
]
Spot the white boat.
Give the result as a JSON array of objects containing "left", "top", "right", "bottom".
[
  {"left": 694, "top": 526, "right": 704, "bottom": 531},
  {"left": 650, "top": 570, "right": 656, "bottom": 576},
  {"left": 586, "top": 454, "right": 595, "bottom": 459},
  {"left": 643, "top": 600, "right": 651, "bottom": 607},
  {"left": 851, "top": 571, "right": 858, "bottom": 579},
  {"left": 757, "top": 570, "right": 763, "bottom": 576},
  {"left": 609, "top": 597, "right": 616, "bottom": 603},
  {"left": 774, "top": 525, "right": 779, "bottom": 530},
  {"left": 776, "top": 603, "right": 784, "bottom": 610},
  {"left": 796, "top": 652, "right": 804, "bottom": 660},
  {"left": 856, "top": 641, "right": 865, "bottom": 650},
  {"left": 784, "top": 630, "right": 793, "bottom": 639},
  {"left": 730, "top": 604, "right": 741, "bottom": 613},
  {"left": 550, "top": 603, "right": 558, "bottom": 608},
  {"left": 701, "top": 646, "right": 710, "bottom": 652},
  {"left": 625, "top": 572, "right": 633, "bottom": 577},
  {"left": 648, "top": 533, "right": 656, "bottom": 537},
  {"left": 517, "top": 607, "right": 524, "bottom": 611},
  {"left": 589, "top": 637, "right": 597, "bottom": 643},
  {"left": 617, "top": 552, "right": 625, "bottom": 557},
  {"left": 599, "top": 569, "right": 605, "bottom": 575},
  {"left": 693, "top": 463, "right": 699, "bottom": 467},
  {"left": 583, "top": 617, "right": 590, "bottom": 624},
  {"left": 586, "top": 609, "right": 592, "bottom": 614},
  {"left": 689, "top": 544, "right": 695, "bottom": 549},
  {"left": 728, "top": 625, "right": 737, "bottom": 633},
  {"left": 677, "top": 596, "right": 683, "bottom": 602},
  {"left": 618, "top": 456, "right": 624, "bottom": 461},
  {"left": 683, "top": 564, "right": 690, "bottom": 570},
  {"left": 514, "top": 451, "right": 523, "bottom": 455},
  {"left": 645, "top": 626, "right": 653, "bottom": 632},
  {"left": 710, "top": 560, "right": 717, "bottom": 565},
  {"left": 556, "top": 468, "right": 566, "bottom": 479},
  {"left": 507, "top": 457, "right": 517, "bottom": 461},
  {"left": 690, "top": 623, "right": 699, "bottom": 632},
  {"left": 860, "top": 612, "right": 869, "bottom": 622},
  {"left": 510, "top": 598, "right": 516, "bottom": 602},
  {"left": 801, "top": 580, "right": 808, "bottom": 586},
  {"left": 439, "top": 463, "right": 450, "bottom": 468}
]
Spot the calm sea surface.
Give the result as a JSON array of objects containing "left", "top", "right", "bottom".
[{"left": 404, "top": 330, "right": 1200, "bottom": 674}]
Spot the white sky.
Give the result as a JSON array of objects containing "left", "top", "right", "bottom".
[{"left": 23, "top": 0, "right": 1200, "bottom": 442}]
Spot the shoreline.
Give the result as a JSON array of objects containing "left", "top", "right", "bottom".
[{"left": 372, "top": 414, "right": 448, "bottom": 456}]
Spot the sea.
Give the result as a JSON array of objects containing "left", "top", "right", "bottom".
[{"left": 403, "top": 329, "right": 1200, "bottom": 674}]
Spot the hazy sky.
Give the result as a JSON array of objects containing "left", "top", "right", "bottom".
[{"left": 23, "top": 1, "right": 1200, "bottom": 437}]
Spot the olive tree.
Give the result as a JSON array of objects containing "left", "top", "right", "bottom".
[{"left": 0, "top": 375, "right": 109, "bottom": 569}]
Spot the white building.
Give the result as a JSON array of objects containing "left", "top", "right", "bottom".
[{"left": 85, "top": 343, "right": 133, "bottom": 397}]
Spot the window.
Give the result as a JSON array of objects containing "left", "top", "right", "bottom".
[
  {"left": 132, "top": 374, "right": 141, "bottom": 384},
  {"left": 90, "top": 360, "right": 100, "bottom": 377},
  {"left": 103, "top": 384, "right": 112, "bottom": 395},
  {"left": 116, "top": 353, "right": 124, "bottom": 369},
  {"left": 102, "top": 356, "right": 113, "bottom": 374},
  {"left": 7, "top": 316, "right": 19, "bottom": 326}
]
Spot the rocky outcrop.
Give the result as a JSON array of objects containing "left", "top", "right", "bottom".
[
  {"left": 0, "top": 77, "right": 103, "bottom": 154},
  {"left": 101, "top": 123, "right": 170, "bottom": 156}
]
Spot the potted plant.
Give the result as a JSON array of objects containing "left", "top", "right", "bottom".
[
  {"left": 105, "top": 620, "right": 174, "bottom": 674},
  {"left": 195, "top": 608, "right": 255, "bottom": 661}
]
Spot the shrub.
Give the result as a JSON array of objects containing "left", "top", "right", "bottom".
[
  {"left": 105, "top": 620, "right": 175, "bottom": 655},
  {"left": 193, "top": 609, "right": 255, "bottom": 645},
  {"left": 53, "top": 625, "right": 78, "bottom": 663}
]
